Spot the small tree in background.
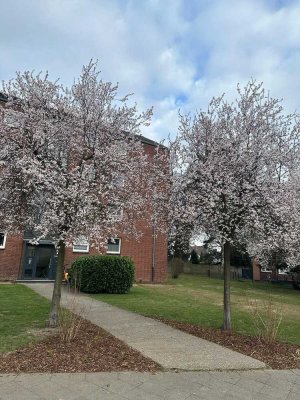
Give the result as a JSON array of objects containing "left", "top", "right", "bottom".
[
  {"left": 230, "top": 246, "right": 252, "bottom": 269},
  {"left": 202, "top": 248, "right": 222, "bottom": 265},
  {"left": 190, "top": 249, "right": 199, "bottom": 264},
  {"left": 168, "top": 220, "right": 193, "bottom": 261},
  {"left": 0, "top": 61, "right": 168, "bottom": 327},
  {"left": 171, "top": 81, "right": 300, "bottom": 330}
]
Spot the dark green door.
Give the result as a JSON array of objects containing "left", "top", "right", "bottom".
[
  {"left": 23, "top": 245, "right": 36, "bottom": 279},
  {"left": 23, "top": 244, "right": 57, "bottom": 279}
]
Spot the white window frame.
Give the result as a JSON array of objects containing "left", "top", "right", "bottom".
[
  {"left": 108, "top": 205, "right": 123, "bottom": 222},
  {"left": 72, "top": 237, "right": 90, "bottom": 253},
  {"left": 0, "top": 232, "right": 7, "bottom": 249},
  {"left": 261, "top": 267, "right": 272, "bottom": 273},
  {"left": 278, "top": 267, "right": 290, "bottom": 275},
  {"left": 107, "top": 238, "right": 121, "bottom": 254}
]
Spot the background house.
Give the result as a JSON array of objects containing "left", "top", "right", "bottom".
[{"left": 252, "top": 259, "right": 292, "bottom": 282}]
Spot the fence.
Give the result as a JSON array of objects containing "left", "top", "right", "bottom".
[{"left": 168, "top": 258, "right": 246, "bottom": 280}]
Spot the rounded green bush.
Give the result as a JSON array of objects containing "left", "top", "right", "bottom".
[{"left": 70, "top": 255, "right": 135, "bottom": 294}]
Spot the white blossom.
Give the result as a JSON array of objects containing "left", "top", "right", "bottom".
[
  {"left": 0, "top": 60, "right": 169, "bottom": 327},
  {"left": 171, "top": 81, "right": 300, "bottom": 252}
]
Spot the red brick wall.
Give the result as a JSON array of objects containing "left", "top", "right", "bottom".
[
  {"left": 252, "top": 260, "right": 293, "bottom": 282},
  {"left": 121, "top": 228, "right": 168, "bottom": 283},
  {"left": 0, "top": 234, "right": 23, "bottom": 280},
  {"left": 63, "top": 227, "right": 168, "bottom": 283},
  {"left": 64, "top": 245, "right": 100, "bottom": 268},
  {"left": 0, "top": 232, "right": 168, "bottom": 283}
]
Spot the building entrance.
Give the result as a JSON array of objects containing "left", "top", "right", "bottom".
[{"left": 22, "top": 244, "right": 57, "bottom": 280}]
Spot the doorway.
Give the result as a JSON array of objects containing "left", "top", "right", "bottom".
[{"left": 22, "top": 244, "right": 57, "bottom": 280}]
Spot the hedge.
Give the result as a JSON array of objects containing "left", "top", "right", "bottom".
[{"left": 70, "top": 255, "right": 135, "bottom": 294}]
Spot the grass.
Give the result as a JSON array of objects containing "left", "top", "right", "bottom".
[
  {"left": 91, "top": 274, "right": 300, "bottom": 344},
  {"left": 0, "top": 284, "right": 51, "bottom": 352}
]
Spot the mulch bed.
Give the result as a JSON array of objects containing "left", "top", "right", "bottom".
[
  {"left": 0, "top": 319, "right": 159, "bottom": 373},
  {"left": 1, "top": 315, "right": 299, "bottom": 373},
  {"left": 155, "top": 318, "right": 300, "bottom": 370}
]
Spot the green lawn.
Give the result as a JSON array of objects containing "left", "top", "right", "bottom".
[
  {"left": 0, "top": 284, "right": 51, "bottom": 352},
  {"left": 91, "top": 274, "right": 300, "bottom": 344}
]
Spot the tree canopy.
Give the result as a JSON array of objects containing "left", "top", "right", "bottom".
[
  {"left": 0, "top": 61, "right": 169, "bottom": 326},
  {"left": 170, "top": 81, "right": 300, "bottom": 329}
]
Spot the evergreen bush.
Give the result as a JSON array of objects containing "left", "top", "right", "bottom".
[{"left": 70, "top": 255, "right": 135, "bottom": 294}]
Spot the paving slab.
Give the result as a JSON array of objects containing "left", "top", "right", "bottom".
[
  {"left": 24, "top": 283, "right": 265, "bottom": 371},
  {"left": 1, "top": 370, "right": 300, "bottom": 400}
]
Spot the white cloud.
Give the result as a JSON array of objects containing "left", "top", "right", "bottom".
[
  {"left": 1, "top": 0, "right": 300, "bottom": 141},
  {"left": 184, "top": 0, "right": 300, "bottom": 115},
  {"left": 142, "top": 96, "right": 179, "bottom": 142}
]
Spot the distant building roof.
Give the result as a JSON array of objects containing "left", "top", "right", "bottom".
[
  {"left": 136, "top": 134, "right": 161, "bottom": 147},
  {"left": 0, "top": 92, "right": 8, "bottom": 102}
]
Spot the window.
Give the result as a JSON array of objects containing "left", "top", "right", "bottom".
[
  {"left": 0, "top": 232, "right": 7, "bottom": 249},
  {"left": 4, "top": 111, "right": 24, "bottom": 128},
  {"left": 108, "top": 205, "right": 123, "bottom": 222},
  {"left": 113, "top": 143, "right": 127, "bottom": 157},
  {"left": 72, "top": 237, "right": 89, "bottom": 253},
  {"left": 112, "top": 175, "right": 125, "bottom": 188},
  {"left": 107, "top": 238, "right": 121, "bottom": 254},
  {"left": 261, "top": 267, "right": 272, "bottom": 273},
  {"left": 82, "top": 164, "right": 96, "bottom": 181},
  {"left": 278, "top": 267, "right": 290, "bottom": 275}
]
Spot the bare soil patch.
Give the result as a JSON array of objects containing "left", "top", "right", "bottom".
[
  {"left": 155, "top": 318, "right": 300, "bottom": 370},
  {"left": 0, "top": 319, "right": 159, "bottom": 373}
]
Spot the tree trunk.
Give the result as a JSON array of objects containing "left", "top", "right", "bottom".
[
  {"left": 222, "top": 241, "right": 232, "bottom": 331},
  {"left": 48, "top": 240, "right": 65, "bottom": 328}
]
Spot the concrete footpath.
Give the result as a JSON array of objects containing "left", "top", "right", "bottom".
[
  {"left": 25, "top": 283, "right": 265, "bottom": 371},
  {"left": 0, "top": 370, "right": 299, "bottom": 400}
]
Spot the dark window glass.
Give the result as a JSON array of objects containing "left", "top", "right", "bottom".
[
  {"left": 107, "top": 238, "right": 121, "bottom": 254},
  {"left": 0, "top": 233, "right": 5, "bottom": 248}
]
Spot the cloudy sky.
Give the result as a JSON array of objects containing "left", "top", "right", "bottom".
[{"left": 1, "top": 0, "right": 299, "bottom": 141}]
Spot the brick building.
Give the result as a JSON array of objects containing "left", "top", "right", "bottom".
[
  {"left": 0, "top": 93, "right": 168, "bottom": 283},
  {"left": 252, "top": 259, "right": 291, "bottom": 282}
]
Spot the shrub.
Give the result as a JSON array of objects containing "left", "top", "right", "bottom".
[
  {"left": 70, "top": 255, "right": 135, "bottom": 294},
  {"left": 247, "top": 296, "right": 283, "bottom": 343},
  {"left": 58, "top": 299, "right": 84, "bottom": 344}
]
